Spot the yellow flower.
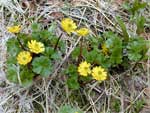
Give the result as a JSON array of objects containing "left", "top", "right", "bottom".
[
  {"left": 76, "top": 28, "right": 89, "bottom": 36},
  {"left": 91, "top": 66, "right": 107, "bottom": 81},
  {"left": 78, "top": 61, "right": 91, "bottom": 76},
  {"left": 7, "top": 25, "right": 21, "bottom": 33},
  {"left": 61, "top": 18, "right": 77, "bottom": 34},
  {"left": 28, "top": 40, "right": 45, "bottom": 54},
  {"left": 102, "top": 44, "right": 109, "bottom": 55},
  {"left": 17, "top": 51, "right": 32, "bottom": 65}
]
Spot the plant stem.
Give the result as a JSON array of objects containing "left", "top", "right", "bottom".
[
  {"left": 16, "top": 35, "right": 26, "bottom": 50},
  {"left": 78, "top": 37, "right": 83, "bottom": 64},
  {"left": 54, "top": 33, "right": 63, "bottom": 51}
]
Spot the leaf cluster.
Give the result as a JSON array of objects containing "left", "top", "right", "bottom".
[{"left": 6, "top": 23, "right": 65, "bottom": 87}]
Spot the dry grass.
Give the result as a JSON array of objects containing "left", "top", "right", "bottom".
[{"left": 0, "top": 0, "right": 150, "bottom": 113}]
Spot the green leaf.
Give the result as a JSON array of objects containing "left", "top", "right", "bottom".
[
  {"left": 44, "top": 47, "right": 55, "bottom": 57},
  {"left": 31, "top": 23, "right": 41, "bottom": 32},
  {"left": 7, "top": 38, "right": 21, "bottom": 57},
  {"left": 48, "top": 22, "right": 57, "bottom": 33},
  {"left": 136, "top": 16, "right": 145, "bottom": 34},
  {"left": 6, "top": 64, "right": 18, "bottom": 83},
  {"left": 130, "top": 0, "right": 147, "bottom": 15},
  {"left": 85, "top": 49, "right": 99, "bottom": 63},
  {"left": 65, "top": 64, "right": 77, "bottom": 74},
  {"left": 116, "top": 17, "right": 129, "bottom": 42},
  {"left": 58, "top": 105, "right": 83, "bottom": 113},
  {"left": 134, "top": 99, "right": 145, "bottom": 113},
  {"left": 127, "top": 38, "right": 147, "bottom": 61},
  {"left": 88, "top": 36, "right": 102, "bottom": 48},
  {"left": 67, "top": 73, "right": 80, "bottom": 90},
  {"left": 96, "top": 53, "right": 111, "bottom": 68},
  {"left": 32, "top": 56, "right": 52, "bottom": 77},
  {"left": 110, "top": 47, "right": 123, "bottom": 65},
  {"left": 65, "top": 65, "right": 79, "bottom": 90},
  {"left": 122, "top": 2, "right": 130, "bottom": 11},
  {"left": 31, "top": 32, "right": 41, "bottom": 41},
  {"left": 105, "top": 34, "right": 123, "bottom": 65},
  {"left": 17, "top": 33, "right": 32, "bottom": 44},
  {"left": 51, "top": 51, "right": 62, "bottom": 60},
  {"left": 6, "top": 56, "right": 17, "bottom": 64},
  {"left": 72, "top": 47, "right": 87, "bottom": 60},
  {"left": 43, "top": 47, "right": 62, "bottom": 60},
  {"left": 20, "top": 69, "right": 34, "bottom": 87},
  {"left": 39, "top": 30, "right": 54, "bottom": 42},
  {"left": 128, "top": 53, "right": 142, "bottom": 61}
]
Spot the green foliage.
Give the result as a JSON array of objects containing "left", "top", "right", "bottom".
[
  {"left": 6, "top": 64, "right": 18, "bottom": 83},
  {"left": 123, "top": 0, "right": 147, "bottom": 16},
  {"left": 85, "top": 48, "right": 99, "bottom": 63},
  {"left": 134, "top": 99, "right": 145, "bottom": 113},
  {"left": 20, "top": 68, "right": 34, "bottom": 87},
  {"left": 127, "top": 38, "right": 147, "bottom": 61},
  {"left": 31, "top": 22, "right": 41, "bottom": 32},
  {"left": 44, "top": 47, "right": 62, "bottom": 60},
  {"left": 6, "top": 38, "right": 21, "bottom": 56},
  {"left": 6, "top": 13, "right": 148, "bottom": 89},
  {"left": 65, "top": 65, "right": 80, "bottom": 90},
  {"left": 67, "top": 74, "right": 79, "bottom": 90},
  {"left": 95, "top": 53, "right": 111, "bottom": 68},
  {"left": 105, "top": 33, "right": 123, "bottom": 65},
  {"left": 111, "top": 99, "right": 121, "bottom": 112},
  {"left": 6, "top": 22, "right": 65, "bottom": 87},
  {"left": 58, "top": 105, "right": 83, "bottom": 113},
  {"left": 136, "top": 16, "right": 146, "bottom": 34},
  {"left": 130, "top": 0, "right": 147, "bottom": 15},
  {"left": 116, "top": 17, "right": 129, "bottom": 42},
  {"left": 86, "top": 32, "right": 122, "bottom": 67},
  {"left": 72, "top": 47, "right": 87, "bottom": 59},
  {"left": 32, "top": 56, "right": 52, "bottom": 77},
  {"left": 48, "top": 22, "right": 57, "bottom": 33}
]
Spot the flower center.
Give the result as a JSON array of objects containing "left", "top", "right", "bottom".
[
  {"left": 84, "top": 67, "right": 88, "bottom": 70},
  {"left": 22, "top": 57, "right": 26, "bottom": 60},
  {"left": 68, "top": 23, "right": 72, "bottom": 27},
  {"left": 98, "top": 71, "right": 102, "bottom": 75}
]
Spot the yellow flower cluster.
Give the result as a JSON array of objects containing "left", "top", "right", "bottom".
[
  {"left": 17, "top": 40, "right": 45, "bottom": 65},
  {"left": 78, "top": 61, "right": 107, "bottom": 81},
  {"left": 7, "top": 25, "right": 21, "bottom": 33},
  {"left": 28, "top": 40, "right": 45, "bottom": 54},
  {"left": 61, "top": 18, "right": 89, "bottom": 36}
]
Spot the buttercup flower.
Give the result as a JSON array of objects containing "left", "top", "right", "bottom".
[
  {"left": 61, "top": 18, "right": 77, "bottom": 34},
  {"left": 91, "top": 66, "right": 107, "bottom": 81},
  {"left": 17, "top": 51, "right": 32, "bottom": 65},
  {"left": 78, "top": 61, "right": 91, "bottom": 76},
  {"left": 102, "top": 44, "right": 109, "bottom": 55},
  {"left": 76, "top": 28, "right": 89, "bottom": 36},
  {"left": 7, "top": 25, "right": 21, "bottom": 33},
  {"left": 28, "top": 40, "right": 45, "bottom": 54}
]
